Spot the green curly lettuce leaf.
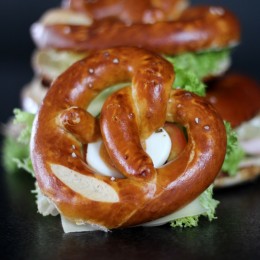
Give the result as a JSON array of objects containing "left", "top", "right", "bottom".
[
  {"left": 13, "top": 108, "right": 35, "bottom": 144},
  {"left": 173, "top": 67, "right": 206, "bottom": 96},
  {"left": 199, "top": 185, "right": 219, "bottom": 221},
  {"left": 2, "top": 136, "right": 28, "bottom": 174},
  {"left": 166, "top": 49, "right": 230, "bottom": 80},
  {"left": 2, "top": 109, "right": 35, "bottom": 176},
  {"left": 171, "top": 215, "right": 200, "bottom": 228},
  {"left": 170, "top": 185, "right": 219, "bottom": 228},
  {"left": 13, "top": 157, "right": 34, "bottom": 176},
  {"left": 165, "top": 49, "right": 231, "bottom": 96},
  {"left": 222, "top": 121, "right": 245, "bottom": 176}
]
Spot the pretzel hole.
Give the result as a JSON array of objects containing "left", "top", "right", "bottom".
[
  {"left": 86, "top": 86, "right": 187, "bottom": 180},
  {"left": 87, "top": 82, "right": 129, "bottom": 116},
  {"left": 86, "top": 123, "right": 187, "bottom": 179},
  {"left": 59, "top": 85, "right": 187, "bottom": 181}
]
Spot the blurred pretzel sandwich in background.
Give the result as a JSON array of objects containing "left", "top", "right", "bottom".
[
  {"left": 2, "top": 0, "right": 260, "bottom": 232},
  {"left": 206, "top": 74, "right": 260, "bottom": 187},
  {"left": 25, "top": 0, "right": 240, "bottom": 112}
]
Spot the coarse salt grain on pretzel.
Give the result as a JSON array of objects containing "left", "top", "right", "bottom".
[{"left": 31, "top": 47, "right": 226, "bottom": 231}]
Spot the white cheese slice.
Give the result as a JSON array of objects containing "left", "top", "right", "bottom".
[
  {"left": 145, "top": 128, "right": 172, "bottom": 168},
  {"left": 61, "top": 215, "right": 108, "bottom": 233},
  {"left": 142, "top": 197, "right": 206, "bottom": 227},
  {"left": 40, "top": 8, "right": 92, "bottom": 26},
  {"left": 240, "top": 138, "right": 260, "bottom": 155},
  {"left": 237, "top": 115, "right": 260, "bottom": 141},
  {"left": 86, "top": 128, "right": 171, "bottom": 177},
  {"left": 235, "top": 114, "right": 260, "bottom": 155},
  {"left": 239, "top": 156, "right": 260, "bottom": 168},
  {"left": 59, "top": 196, "right": 206, "bottom": 233},
  {"left": 87, "top": 140, "right": 124, "bottom": 178}
]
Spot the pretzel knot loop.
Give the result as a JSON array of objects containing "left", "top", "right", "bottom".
[{"left": 31, "top": 47, "right": 226, "bottom": 229}]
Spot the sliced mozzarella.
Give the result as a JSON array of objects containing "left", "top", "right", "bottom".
[
  {"left": 36, "top": 183, "right": 208, "bottom": 232},
  {"left": 60, "top": 196, "right": 207, "bottom": 232},
  {"left": 87, "top": 140, "right": 124, "bottom": 178},
  {"left": 236, "top": 114, "right": 260, "bottom": 155},
  {"left": 240, "top": 138, "right": 260, "bottom": 155},
  {"left": 142, "top": 197, "right": 206, "bottom": 227},
  {"left": 239, "top": 156, "right": 260, "bottom": 168},
  {"left": 87, "top": 128, "right": 171, "bottom": 177},
  {"left": 237, "top": 115, "right": 260, "bottom": 141},
  {"left": 145, "top": 128, "right": 172, "bottom": 168},
  {"left": 61, "top": 215, "right": 108, "bottom": 233}
]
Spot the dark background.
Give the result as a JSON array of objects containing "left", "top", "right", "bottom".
[{"left": 0, "top": 1, "right": 260, "bottom": 259}]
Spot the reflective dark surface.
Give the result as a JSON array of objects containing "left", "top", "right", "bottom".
[
  {"left": 1, "top": 1, "right": 260, "bottom": 259},
  {"left": 1, "top": 167, "right": 260, "bottom": 259}
]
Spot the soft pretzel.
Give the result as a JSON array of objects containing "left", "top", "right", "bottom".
[
  {"left": 206, "top": 74, "right": 260, "bottom": 128},
  {"left": 206, "top": 74, "right": 260, "bottom": 188},
  {"left": 62, "top": 0, "right": 189, "bottom": 24},
  {"left": 31, "top": 47, "right": 226, "bottom": 229},
  {"left": 31, "top": 6, "right": 240, "bottom": 55}
]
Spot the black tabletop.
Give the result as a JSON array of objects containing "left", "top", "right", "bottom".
[{"left": 0, "top": 1, "right": 260, "bottom": 259}]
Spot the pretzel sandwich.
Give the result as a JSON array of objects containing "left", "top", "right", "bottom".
[
  {"left": 22, "top": 2, "right": 240, "bottom": 114},
  {"left": 206, "top": 74, "right": 260, "bottom": 187},
  {"left": 31, "top": 47, "right": 226, "bottom": 229},
  {"left": 31, "top": 6, "right": 240, "bottom": 55}
]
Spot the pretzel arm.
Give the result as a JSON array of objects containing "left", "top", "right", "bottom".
[
  {"left": 100, "top": 87, "right": 156, "bottom": 180},
  {"left": 60, "top": 106, "right": 100, "bottom": 143}
]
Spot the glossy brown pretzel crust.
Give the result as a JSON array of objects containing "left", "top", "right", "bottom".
[
  {"left": 31, "top": 6, "right": 240, "bottom": 55},
  {"left": 62, "top": 0, "right": 189, "bottom": 24},
  {"left": 31, "top": 47, "right": 226, "bottom": 229}
]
